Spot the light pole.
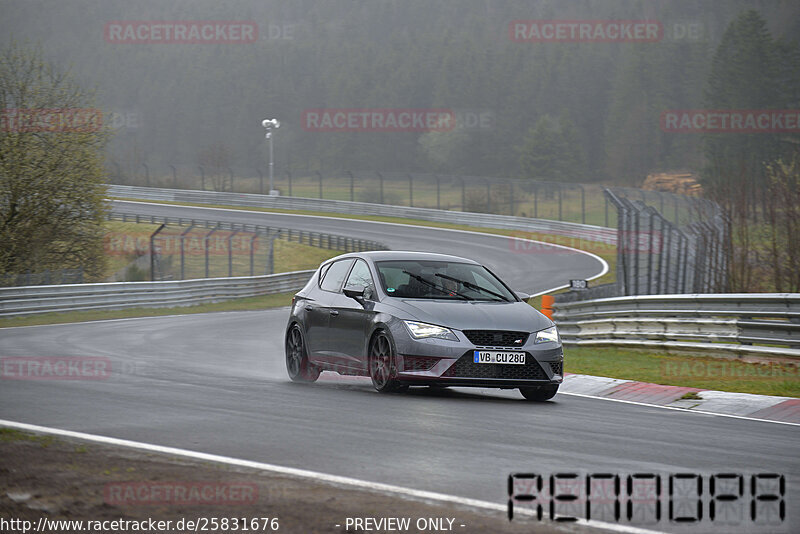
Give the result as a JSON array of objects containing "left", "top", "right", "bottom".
[{"left": 261, "top": 118, "right": 280, "bottom": 195}]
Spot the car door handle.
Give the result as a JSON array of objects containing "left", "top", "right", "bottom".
[
  {"left": 305, "top": 305, "right": 314, "bottom": 311},
  {"left": 329, "top": 310, "right": 339, "bottom": 316}
]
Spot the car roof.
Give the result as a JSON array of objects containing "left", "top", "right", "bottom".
[{"left": 325, "top": 250, "right": 481, "bottom": 265}]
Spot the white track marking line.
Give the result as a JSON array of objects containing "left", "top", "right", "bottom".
[
  {"left": 560, "top": 392, "right": 800, "bottom": 427},
  {"left": 110, "top": 199, "right": 610, "bottom": 285},
  {"left": 0, "top": 419, "right": 666, "bottom": 534}
]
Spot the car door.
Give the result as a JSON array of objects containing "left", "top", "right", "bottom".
[
  {"left": 304, "top": 258, "right": 354, "bottom": 364},
  {"left": 327, "top": 259, "right": 378, "bottom": 371}
]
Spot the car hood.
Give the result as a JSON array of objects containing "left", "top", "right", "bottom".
[{"left": 383, "top": 298, "right": 552, "bottom": 333}]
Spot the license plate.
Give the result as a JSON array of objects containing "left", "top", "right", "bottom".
[{"left": 473, "top": 351, "right": 526, "bottom": 365}]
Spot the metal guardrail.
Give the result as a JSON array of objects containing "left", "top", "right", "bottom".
[
  {"left": 106, "top": 184, "right": 617, "bottom": 244},
  {"left": 0, "top": 270, "right": 315, "bottom": 317},
  {"left": 553, "top": 293, "right": 800, "bottom": 358}
]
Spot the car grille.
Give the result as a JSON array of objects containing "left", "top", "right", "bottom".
[
  {"left": 403, "top": 356, "right": 439, "bottom": 372},
  {"left": 463, "top": 330, "right": 529, "bottom": 348},
  {"left": 442, "top": 352, "right": 548, "bottom": 380},
  {"left": 548, "top": 361, "right": 563, "bottom": 376}
]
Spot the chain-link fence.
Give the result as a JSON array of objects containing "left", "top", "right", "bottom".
[
  {"left": 106, "top": 164, "right": 638, "bottom": 227},
  {"left": 105, "top": 213, "right": 385, "bottom": 282},
  {"left": 608, "top": 187, "right": 726, "bottom": 296}
]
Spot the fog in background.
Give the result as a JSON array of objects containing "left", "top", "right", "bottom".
[{"left": 2, "top": 0, "right": 799, "bottom": 184}]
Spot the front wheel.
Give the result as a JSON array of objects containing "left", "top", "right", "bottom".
[
  {"left": 519, "top": 384, "right": 559, "bottom": 401},
  {"left": 368, "top": 331, "right": 407, "bottom": 393},
  {"left": 285, "top": 324, "right": 320, "bottom": 382}
]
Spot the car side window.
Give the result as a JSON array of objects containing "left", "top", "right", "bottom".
[
  {"left": 319, "top": 259, "right": 355, "bottom": 292},
  {"left": 344, "top": 259, "right": 376, "bottom": 298}
]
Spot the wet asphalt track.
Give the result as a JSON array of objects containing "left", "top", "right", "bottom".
[{"left": 1, "top": 201, "right": 797, "bottom": 533}]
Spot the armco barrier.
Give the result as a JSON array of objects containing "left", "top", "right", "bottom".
[
  {"left": 0, "top": 270, "right": 314, "bottom": 317},
  {"left": 106, "top": 184, "right": 617, "bottom": 244},
  {"left": 553, "top": 293, "right": 800, "bottom": 359}
]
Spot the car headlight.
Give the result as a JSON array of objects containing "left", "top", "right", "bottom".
[
  {"left": 534, "top": 326, "right": 559, "bottom": 344},
  {"left": 403, "top": 320, "right": 458, "bottom": 341}
]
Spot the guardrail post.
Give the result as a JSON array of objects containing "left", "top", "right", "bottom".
[
  {"left": 228, "top": 230, "right": 240, "bottom": 277},
  {"left": 150, "top": 224, "right": 167, "bottom": 281},
  {"left": 180, "top": 224, "right": 195, "bottom": 280},
  {"left": 249, "top": 233, "right": 257, "bottom": 276},
  {"left": 266, "top": 234, "right": 277, "bottom": 274},
  {"left": 204, "top": 225, "right": 220, "bottom": 278}
]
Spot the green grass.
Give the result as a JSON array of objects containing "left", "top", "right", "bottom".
[
  {"left": 0, "top": 428, "right": 56, "bottom": 447},
  {"left": 0, "top": 291, "right": 297, "bottom": 329},
  {"left": 566, "top": 345, "right": 800, "bottom": 398}
]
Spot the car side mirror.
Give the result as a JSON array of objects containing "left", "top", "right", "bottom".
[
  {"left": 515, "top": 291, "right": 531, "bottom": 303},
  {"left": 343, "top": 285, "right": 366, "bottom": 302}
]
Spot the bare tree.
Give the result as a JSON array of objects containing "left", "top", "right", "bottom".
[
  {"left": 197, "top": 143, "right": 233, "bottom": 192},
  {"left": 0, "top": 42, "right": 109, "bottom": 280}
]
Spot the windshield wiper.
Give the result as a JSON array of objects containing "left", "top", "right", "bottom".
[
  {"left": 434, "top": 273, "right": 510, "bottom": 301},
  {"left": 401, "top": 270, "right": 472, "bottom": 300}
]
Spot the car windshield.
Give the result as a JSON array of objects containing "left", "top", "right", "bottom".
[{"left": 375, "top": 260, "right": 514, "bottom": 301}]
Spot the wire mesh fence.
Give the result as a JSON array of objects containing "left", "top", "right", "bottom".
[
  {"left": 606, "top": 188, "right": 727, "bottom": 297},
  {"left": 106, "top": 164, "right": 640, "bottom": 227},
  {"left": 105, "top": 212, "right": 385, "bottom": 282}
]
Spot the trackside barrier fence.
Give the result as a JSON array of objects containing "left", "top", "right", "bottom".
[
  {"left": 0, "top": 270, "right": 315, "bottom": 317},
  {"left": 553, "top": 293, "right": 800, "bottom": 359}
]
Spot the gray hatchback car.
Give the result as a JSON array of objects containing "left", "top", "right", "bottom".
[{"left": 285, "top": 251, "right": 563, "bottom": 400}]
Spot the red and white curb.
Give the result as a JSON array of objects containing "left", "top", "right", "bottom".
[{"left": 561, "top": 373, "right": 800, "bottom": 424}]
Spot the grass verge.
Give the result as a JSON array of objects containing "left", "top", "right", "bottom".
[{"left": 566, "top": 345, "right": 800, "bottom": 398}]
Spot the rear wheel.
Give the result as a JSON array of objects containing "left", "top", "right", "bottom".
[
  {"left": 285, "top": 324, "right": 320, "bottom": 382},
  {"left": 519, "top": 384, "right": 559, "bottom": 401},
  {"left": 369, "top": 331, "right": 407, "bottom": 393}
]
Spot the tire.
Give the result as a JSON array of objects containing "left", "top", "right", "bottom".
[
  {"left": 519, "top": 384, "right": 559, "bottom": 401},
  {"left": 285, "top": 324, "right": 320, "bottom": 383},
  {"left": 368, "top": 331, "right": 407, "bottom": 393}
]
